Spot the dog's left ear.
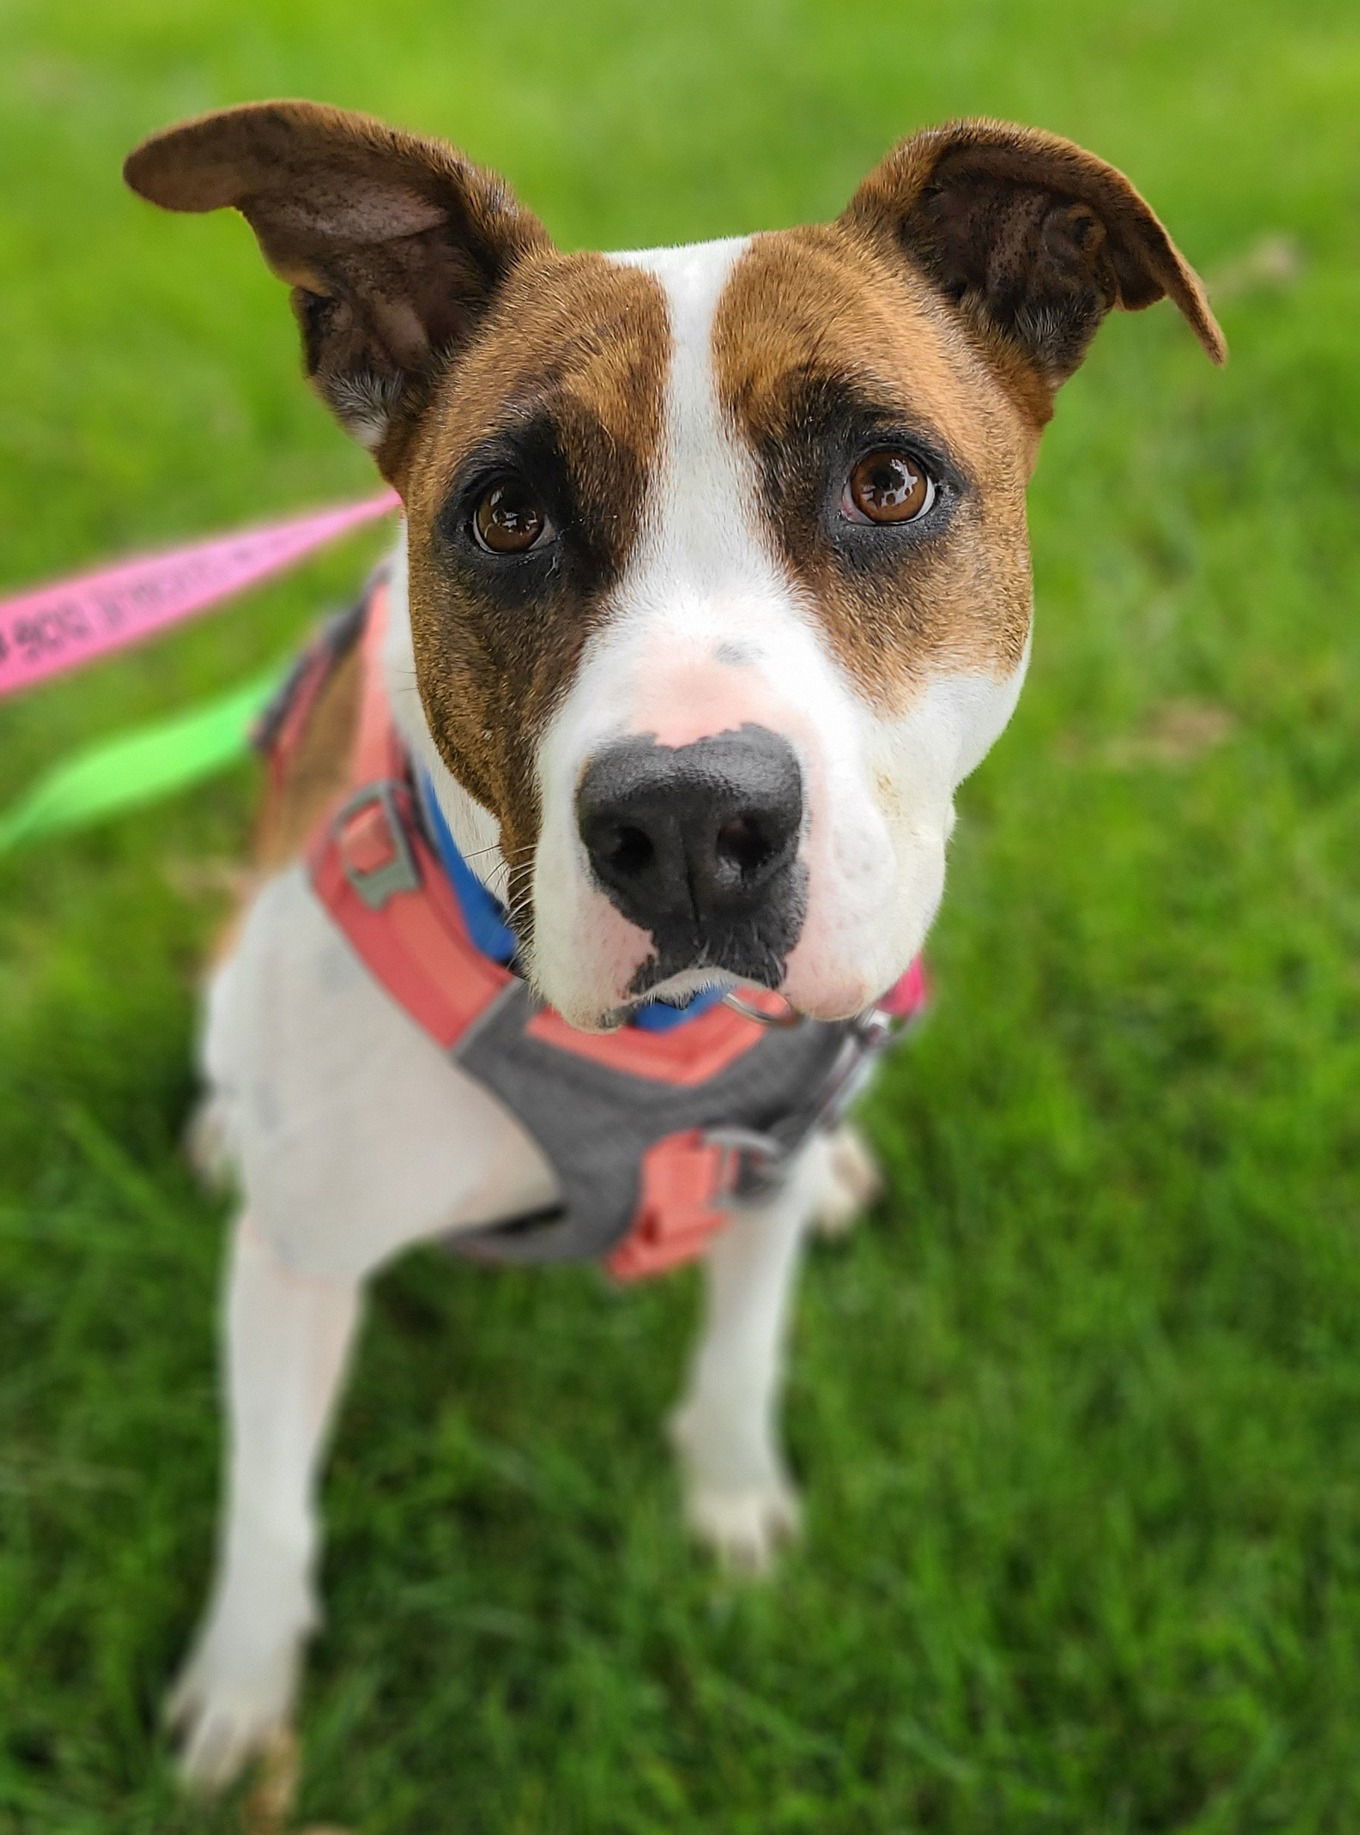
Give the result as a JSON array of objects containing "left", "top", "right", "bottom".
[
  {"left": 125, "top": 101, "right": 552, "bottom": 472},
  {"left": 844, "top": 119, "right": 1225, "bottom": 409}
]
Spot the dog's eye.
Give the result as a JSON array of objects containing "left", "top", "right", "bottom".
[
  {"left": 472, "top": 478, "right": 553, "bottom": 554},
  {"left": 842, "top": 450, "right": 935, "bottom": 525}
]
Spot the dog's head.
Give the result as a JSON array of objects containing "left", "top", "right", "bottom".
[{"left": 126, "top": 104, "right": 1223, "bottom": 1029}]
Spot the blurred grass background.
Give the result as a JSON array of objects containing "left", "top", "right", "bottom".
[{"left": 2, "top": 0, "right": 1359, "bottom": 1829}]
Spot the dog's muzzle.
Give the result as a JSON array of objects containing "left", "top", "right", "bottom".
[{"left": 576, "top": 725, "right": 808, "bottom": 992}]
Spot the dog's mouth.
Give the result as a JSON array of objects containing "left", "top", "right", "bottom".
[
  {"left": 622, "top": 888, "right": 805, "bottom": 1000},
  {"left": 552, "top": 855, "right": 811, "bottom": 1032},
  {"left": 526, "top": 887, "right": 914, "bottom": 1034},
  {"left": 562, "top": 944, "right": 789, "bottom": 1035}
]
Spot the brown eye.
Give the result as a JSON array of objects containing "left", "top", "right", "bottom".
[
  {"left": 843, "top": 450, "right": 935, "bottom": 525},
  {"left": 473, "top": 479, "right": 552, "bottom": 554}
]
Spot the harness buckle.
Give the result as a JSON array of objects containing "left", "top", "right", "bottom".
[
  {"left": 702, "top": 1125, "right": 785, "bottom": 1198},
  {"left": 333, "top": 780, "right": 421, "bottom": 911},
  {"left": 721, "top": 988, "right": 803, "bottom": 1028},
  {"left": 607, "top": 1129, "right": 751, "bottom": 1281}
]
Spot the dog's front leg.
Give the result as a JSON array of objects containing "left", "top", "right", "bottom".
[
  {"left": 167, "top": 1211, "right": 361, "bottom": 1790},
  {"left": 670, "top": 1132, "right": 837, "bottom": 1575}
]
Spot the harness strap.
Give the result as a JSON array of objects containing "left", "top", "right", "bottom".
[
  {"left": 255, "top": 600, "right": 368, "bottom": 796},
  {"left": 307, "top": 582, "right": 513, "bottom": 1051}
]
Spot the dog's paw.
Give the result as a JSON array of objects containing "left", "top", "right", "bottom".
[
  {"left": 813, "top": 1121, "right": 883, "bottom": 1239},
  {"left": 165, "top": 1615, "right": 307, "bottom": 1794},
  {"left": 684, "top": 1475, "right": 803, "bottom": 1577}
]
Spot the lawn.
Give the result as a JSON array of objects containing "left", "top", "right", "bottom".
[{"left": 2, "top": 0, "right": 1359, "bottom": 1829}]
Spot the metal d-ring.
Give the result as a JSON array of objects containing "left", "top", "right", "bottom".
[{"left": 722, "top": 989, "right": 804, "bottom": 1029}]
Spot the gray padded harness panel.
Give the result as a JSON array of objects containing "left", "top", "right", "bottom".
[{"left": 449, "top": 982, "right": 867, "bottom": 1266}]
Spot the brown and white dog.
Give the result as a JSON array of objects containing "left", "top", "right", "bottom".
[{"left": 123, "top": 103, "right": 1223, "bottom": 1788}]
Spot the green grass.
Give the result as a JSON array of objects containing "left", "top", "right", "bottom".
[{"left": 3, "top": 0, "right": 1359, "bottom": 1829}]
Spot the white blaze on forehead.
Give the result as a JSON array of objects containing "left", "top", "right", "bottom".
[
  {"left": 596, "top": 235, "right": 851, "bottom": 741},
  {"left": 610, "top": 237, "right": 753, "bottom": 594},
  {"left": 606, "top": 234, "right": 801, "bottom": 731}
]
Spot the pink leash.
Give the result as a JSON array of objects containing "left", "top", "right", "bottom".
[{"left": 0, "top": 489, "right": 400, "bottom": 700}]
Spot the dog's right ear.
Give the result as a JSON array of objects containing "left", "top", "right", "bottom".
[
  {"left": 124, "top": 101, "right": 551, "bottom": 473},
  {"left": 843, "top": 120, "right": 1224, "bottom": 420}
]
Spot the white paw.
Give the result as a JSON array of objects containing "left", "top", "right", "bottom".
[
  {"left": 165, "top": 1612, "right": 309, "bottom": 1794},
  {"left": 684, "top": 1474, "right": 803, "bottom": 1576},
  {"left": 813, "top": 1121, "right": 883, "bottom": 1239}
]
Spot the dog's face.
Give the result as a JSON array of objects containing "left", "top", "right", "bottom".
[{"left": 126, "top": 105, "right": 1222, "bottom": 1029}]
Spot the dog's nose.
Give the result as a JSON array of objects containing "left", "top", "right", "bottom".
[{"left": 577, "top": 727, "right": 803, "bottom": 931}]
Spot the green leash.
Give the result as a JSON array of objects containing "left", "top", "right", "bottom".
[{"left": 0, "top": 666, "right": 279, "bottom": 856}]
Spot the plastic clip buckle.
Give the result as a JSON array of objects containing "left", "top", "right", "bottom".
[{"left": 333, "top": 781, "right": 420, "bottom": 911}]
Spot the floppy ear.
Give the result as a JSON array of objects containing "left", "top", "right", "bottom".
[
  {"left": 124, "top": 101, "right": 551, "bottom": 470},
  {"left": 843, "top": 119, "right": 1225, "bottom": 407}
]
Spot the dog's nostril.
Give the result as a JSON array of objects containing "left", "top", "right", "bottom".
[
  {"left": 608, "top": 823, "right": 654, "bottom": 878},
  {"left": 715, "top": 814, "right": 774, "bottom": 879}
]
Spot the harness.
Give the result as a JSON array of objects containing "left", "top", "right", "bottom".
[{"left": 261, "top": 577, "right": 927, "bottom": 1280}]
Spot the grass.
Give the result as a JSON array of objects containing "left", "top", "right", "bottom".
[{"left": 2, "top": 0, "right": 1359, "bottom": 1829}]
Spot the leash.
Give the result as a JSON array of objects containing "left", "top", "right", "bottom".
[
  {"left": 0, "top": 490, "right": 399, "bottom": 700},
  {"left": 0, "top": 491, "right": 400, "bottom": 855},
  {"left": 0, "top": 666, "right": 281, "bottom": 856}
]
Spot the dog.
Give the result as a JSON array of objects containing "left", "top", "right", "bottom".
[{"left": 122, "top": 102, "right": 1224, "bottom": 1788}]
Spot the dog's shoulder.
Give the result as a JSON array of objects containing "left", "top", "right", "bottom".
[
  {"left": 252, "top": 640, "right": 363, "bottom": 874},
  {"left": 207, "top": 627, "right": 364, "bottom": 970}
]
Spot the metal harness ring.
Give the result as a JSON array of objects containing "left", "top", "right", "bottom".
[{"left": 722, "top": 989, "right": 804, "bottom": 1029}]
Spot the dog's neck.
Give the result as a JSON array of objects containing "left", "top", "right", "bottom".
[{"left": 380, "top": 527, "right": 506, "bottom": 893}]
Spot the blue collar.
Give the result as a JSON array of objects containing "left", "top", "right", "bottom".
[{"left": 418, "top": 773, "right": 724, "bottom": 1033}]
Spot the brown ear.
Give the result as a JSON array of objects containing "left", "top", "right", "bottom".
[
  {"left": 124, "top": 101, "right": 551, "bottom": 469},
  {"left": 844, "top": 119, "right": 1225, "bottom": 406}
]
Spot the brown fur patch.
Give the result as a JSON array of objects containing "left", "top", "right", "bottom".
[
  {"left": 714, "top": 221, "right": 1035, "bottom": 705},
  {"left": 397, "top": 250, "right": 670, "bottom": 930}
]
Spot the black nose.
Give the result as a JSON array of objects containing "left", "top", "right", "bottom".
[{"left": 577, "top": 726, "right": 804, "bottom": 947}]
